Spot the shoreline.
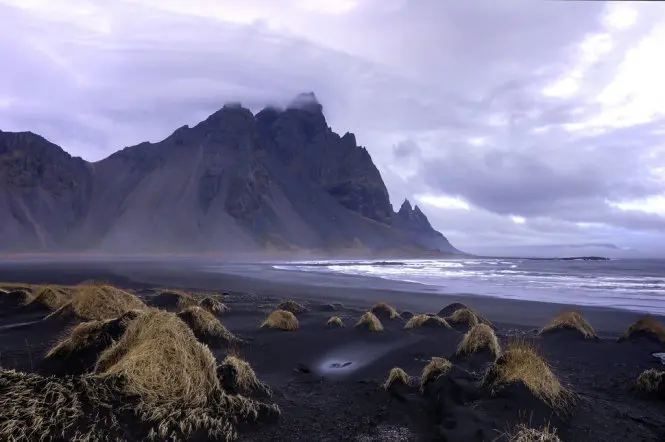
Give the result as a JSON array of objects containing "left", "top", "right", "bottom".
[
  {"left": 1, "top": 260, "right": 665, "bottom": 440},
  {"left": 0, "top": 259, "right": 658, "bottom": 335}
]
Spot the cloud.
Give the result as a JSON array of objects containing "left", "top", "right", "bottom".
[{"left": 1, "top": 0, "right": 665, "bottom": 255}]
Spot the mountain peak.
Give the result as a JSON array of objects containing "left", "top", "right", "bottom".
[
  {"left": 287, "top": 92, "right": 323, "bottom": 114},
  {"left": 399, "top": 199, "right": 413, "bottom": 213}
]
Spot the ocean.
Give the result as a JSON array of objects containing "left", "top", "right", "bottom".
[{"left": 271, "top": 258, "right": 665, "bottom": 315}]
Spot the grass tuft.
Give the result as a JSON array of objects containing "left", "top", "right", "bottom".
[
  {"left": 420, "top": 357, "right": 452, "bottom": 393},
  {"left": 26, "top": 286, "right": 67, "bottom": 312},
  {"left": 355, "top": 311, "right": 384, "bottom": 332},
  {"left": 149, "top": 290, "right": 198, "bottom": 310},
  {"left": 505, "top": 423, "right": 561, "bottom": 442},
  {"left": 437, "top": 302, "right": 470, "bottom": 317},
  {"left": 635, "top": 369, "right": 665, "bottom": 398},
  {"left": 44, "top": 310, "right": 145, "bottom": 374},
  {"left": 95, "top": 309, "right": 219, "bottom": 407},
  {"left": 69, "top": 283, "right": 146, "bottom": 320},
  {"left": 404, "top": 314, "right": 451, "bottom": 330},
  {"left": 177, "top": 305, "right": 241, "bottom": 348},
  {"left": 326, "top": 316, "right": 345, "bottom": 328},
  {"left": 277, "top": 299, "right": 308, "bottom": 314},
  {"left": 539, "top": 310, "right": 597, "bottom": 339},
  {"left": 0, "top": 289, "right": 32, "bottom": 309},
  {"left": 370, "top": 302, "right": 400, "bottom": 319},
  {"left": 199, "top": 297, "right": 230, "bottom": 314},
  {"left": 2, "top": 309, "right": 280, "bottom": 441},
  {"left": 383, "top": 367, "right": 411, "bottom": 390},
  {"left": 261, "top": 309, "right": 299, "bottom": 331},
  {"left": 482, "top": 340, "right": 571, "bottom": 410},
  {"left": 445, "top": 308, "right": 480, "bottom": 328},
  {"left": 218, "top": 355, "right": 272, "bottom": 398},
  {"left": 619, "top": 315, "right": 665, "bottom": 342},
  {"left": 456, "top": 323, "right": 501, "bottom": 359}
]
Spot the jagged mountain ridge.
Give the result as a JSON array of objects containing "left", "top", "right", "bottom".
[{"left": 0, "top": 93, "right": 463, "bottom": 256}]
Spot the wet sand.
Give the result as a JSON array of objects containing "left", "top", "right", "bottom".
[{"left": 1, "top": 260, "right": 665, "bottom": 441}]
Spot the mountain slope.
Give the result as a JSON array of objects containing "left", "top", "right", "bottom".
[{"left": 0, "top": 94, "right": 463, "bottom": 256}]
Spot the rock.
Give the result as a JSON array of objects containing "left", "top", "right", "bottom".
[{"left": 0, "top": 94, "right": 462, "bottom": 255}]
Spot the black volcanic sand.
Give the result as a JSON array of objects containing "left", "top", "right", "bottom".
[{"left": 1, "top": 262, "right": 665, "bottom": 440}]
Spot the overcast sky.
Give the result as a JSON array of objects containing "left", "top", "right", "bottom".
[{"left": 2, "top": 0, "right": 665, "bottom": 257}]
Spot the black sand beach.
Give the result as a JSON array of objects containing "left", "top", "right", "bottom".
[{"left": 1, "top": 259, "right": 665, "bottom": 441}]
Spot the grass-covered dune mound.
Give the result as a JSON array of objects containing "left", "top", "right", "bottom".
[
  {"left": 326, "top": 316, "right": 345, "bottom": 327},
  {"left": 25, "top": 286, "right": 68, "bottom": 313},
  {"left": 0, "top": 289, "right": 32, "bottom": 310},
  {"left": 456, "top": 324, "right": 501, "bottom": 359},
  {"left": 355, "top": 311, "right": 384, "bottom": 332},
  {"left": 218, "top": 355, "right": 272, "bottom": 398},
  {"left": 439, "top": 303, "right": 491, "bottom": 327},
  {"left": 48, "top": 283, "right": 147, "bottom": 321},
  {"left": 619, "top": 315, "right": 665, "bottom": 343},
  {"left": 404, "top": 314, "right": 451, "bottom": 330},
  {"left": 420, "top": 357, "right": 452, "bottom": 393},
  {"left": 635, "top": 369, "right": 665, "bottom": 399},
  {"left": 200, "top": 297, "right": 230, "bottom": 314},
  {"left": 539, "top": 310, "right": 597, "bottom": 340},
  {"left": 42, "top": 309, "right": 146, "bottom": 376},
  {"left": 383, "top": 367, "right": 411, "bottom": 390},
  {"left": 370, "top": 302, "right": 400, "bottom": 320},
  {"left": 177, "top": 305, "right": 242, "bottom": 348},
  {"left": 482, "top": 341, "right": 572, "bottom": 411},
  {"left": 260, "top": 309, "right": 299, "bottom": 331},
  {"left": 1, "top": 309, "right": 279, "bottom": 441},
  {"left": 148, "top": 290, "right": 198, "bottom": 311},
  {"left": 277, "top": 299, "right": 308, "bottom": 315}
]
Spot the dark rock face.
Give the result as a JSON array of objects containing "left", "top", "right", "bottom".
[
  {"left": 258, "top": 93, "right": 393, "bottom": 225},
  {"left": 0, "top": 131, "right": 93, "bottom": 250},
  {"left": 0, "top": 94, "right": 463, "bottom": 255},
  {"left": 394, "top": 199, "right": 462, "bottom": 254}
]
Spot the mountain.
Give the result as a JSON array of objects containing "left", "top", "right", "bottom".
[{"left": 0, "top": 93, "right": 463, "bottom": 256}]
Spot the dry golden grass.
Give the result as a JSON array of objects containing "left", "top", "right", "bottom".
[
  {"left": 95, "top": 309, "right": 219, "bottom": 407},
  {"left": 370, "top": 302, "right": 400, "bottom": 319},
  {"left": 635, "top": 369, "right": 665, "bottom": 397},
  {"left": 69, "top": 283, "right": 146, "bottom": 320},
  {"left": 539, "top": 310, "right": 597, "bottom": 339},
  {"left": 383, "top": 367, "right": 411, "bottom": 390},
  {"left": 277, "top": 299, "right": 308, "bottom": 314},
  {"left": 219, "top": 355, "right": 272, "bottom": 398},
  {"left": 150, "top": 290, "right": 198, "bottom": 310},
  {"left": 0, "top": 369, "right": 116, "bottom": 441},
  {"left": 355, "top": 311, "right": 384, "bottom": 332},
  {"left": 404, "top": 314, "right": 451, "bottom": 330},
  {"left": 26, "top": 286, "right": 68, "bottom": 311},
  {"left": 0, "top": 288, "right": 32, "bottom": 308},
  {"left": 420, "top": 357, "right": 452, "bottom": 392},
  {"left": 177, "top": 305, "right": 240, "bottom": 347},
  {"left": 619, "top": 315, "right": 665, "bottom": 342},
  {"left": 200, "top": 296, "right": 229, "bottom": 314},
  {"left": 326, "top": 316, "right": 345, "bottom": 327},
  {"left": 2, "top": 309, "right": 280, "bottom": 441},
  {"left": 261, "top": 309, "right": 299, "bottom": 331},
  {"left": 44, "top": 310, "right": 146, "bottom": 375},
  {"left": 47, "top": 318, "right": 114, "bottom": 359},
  {"left": 506, "top": 424, "right": 561, "bottom": 442},
  {"left": 456, "top": 323, "right": 501, "bottom": 359},
  {"left": 482, "top": 341, "right": 570, "bottom": 410},
  {"left": 437, "top": 302, "right": 469, "bottom": 317},
  {"left": 445, "top": 308, "right": 480, "bottom": 328}
]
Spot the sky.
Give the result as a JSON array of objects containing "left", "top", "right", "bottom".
[{"left": 1, "top": 0, "right": 665, "bottom": 257}]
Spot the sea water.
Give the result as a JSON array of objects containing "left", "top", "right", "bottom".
[{"left": 270, "top": 258, "right": 665, "bottom": 315}]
